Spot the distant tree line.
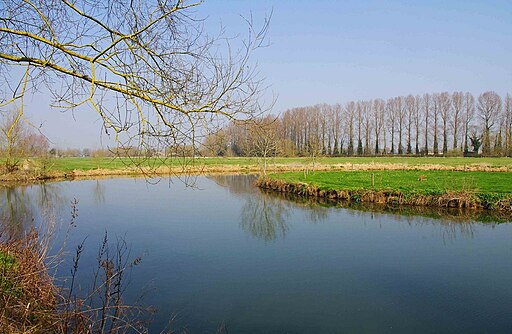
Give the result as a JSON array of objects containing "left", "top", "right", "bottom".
[
  {"left": 0, "top": 109, "right": 49, "bottom": 172},
  {"left": 204, "top": 91, "right": 512, "bottom": 157}
]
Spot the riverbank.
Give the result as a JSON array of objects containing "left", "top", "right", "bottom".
[
  {"left": 1, "top": 156, "right": 512, "bottom": 186},
  {"left": 0, "top": 230, "right": 59, "bottom": 332},
  {"left": 0, "top": 227, "right": 148, "bottom": 333},
  {"left": 257, "top": 170, "right": 512, "bottom": 213}
]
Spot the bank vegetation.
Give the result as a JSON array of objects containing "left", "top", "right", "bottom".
[{"left": 257, "top": 170, "right": 512, "bottom": 214}]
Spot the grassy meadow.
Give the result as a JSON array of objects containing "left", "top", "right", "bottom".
[
  {"left": 260, "top": 168, "right": 512, "bottom": 212},
  {"left": 267, "top": 170, "right": 512, "bottom": 194},
  {"left": 1, "top": 156, "right": 512, "bottom": 191}
]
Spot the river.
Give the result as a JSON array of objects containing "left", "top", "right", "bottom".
[{"left": 1, "top": 175, "right": 511, "bottom": 333}]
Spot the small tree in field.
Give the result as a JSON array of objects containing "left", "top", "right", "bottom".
[
  {"left": 0, "top": 109, "right": 50, "bottom": 172},
  {"left": 0, "top": 109, "right": 28, "bottom": 172},
  {"left": 247, "top": 117, "right": 280, "bottom": 176}
]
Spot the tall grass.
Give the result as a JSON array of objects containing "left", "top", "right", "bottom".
[{"left": 0, "top": 201, "right": 150, "bottom": 334}]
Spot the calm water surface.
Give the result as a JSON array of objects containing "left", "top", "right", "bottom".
[{"left": 1, "top": 175, "right": 512, "bottom": 333}]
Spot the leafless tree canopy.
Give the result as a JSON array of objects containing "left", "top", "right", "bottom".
[
  {"left": 212, "top": 90, "right": 511, "bottom": 158},
  {"left": 477, "top": 91, "right": 502, "bottom": 155},
  {"left": 0, "top": 0, "right": 270, "bottom": 152},
  {"left": 0, "top": 108, "right": 49, "bottom": 171}
]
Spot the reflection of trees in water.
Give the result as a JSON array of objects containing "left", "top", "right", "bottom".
[
  {"left": 0, "top": 187, "right": 32, "bottom": 238},
  {"left": 240, "top": 192, "right": 289, "bottom": 241},
  {"left": 256, "top": 190, "right": 331, "bottom": 224},
  {"left": 345, "top": 202, "right": 504, "bottom": 240},
  {"left": 207, "top": 174, "right": 258, "bottom": 195},
  {"left": 226, "top": 178, "right": 330, "bottom": 240},
  {"left": 0, "top": 183, "right": 64, "bottom": 239},
  {"left": 207, "top": 175, "right": 505, "bottom": 241},
  {"left": 238, "top": 192, "right": 333, "bottom": 241},
  {"left": 296, "top": 200, "right": 329, "bottom": 224},
  {"left": 208, "top": 174, "right": 289, "bottom": 241},
  {"left": 259, "top": 188, "right": 508, "bottom": 241},
  {"left": 347, "top": 202, "right": 508, "bottom": 224},
  {"left": 93, "top": 180, "right": 106, "bottom": 204},
  {"left": 419, "top": 216, "right": 476, "bottom": 242},
  {"left": 209, "top": 174, "right": 331, "bottom": 240},
  {"left": 347, "top": 205, "right": 478, "bottom": 241}
]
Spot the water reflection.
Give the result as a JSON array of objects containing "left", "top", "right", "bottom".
[
  {"left": 208, "top": 175, "right": 507, "bottom": 242},
  {"left": 1, "top": 176, "right": 512, "bottom": 333},
  {"left": 0, "top": 187, "right": 33, "bottom": 238},
  {"left": 210, "top": 175, "right": 289, "bottom": 241},
  {"left": 240, "top": 192, "right": 289, "bottom": 241},
  {"left": 208, "top": 174, "right": 259, "bottom": 195},
  {"left": 93, "top": 180, "right": 106, "bottom": 204},
  {"left": 210, "top": 175, "right": 332, "bottom": 241},
  {"left": 2, "top": 176, "right": 509, "bottom": 243},
  {"left": 0, "top": 183, "right": 64, "bottom": 238},
  {"left": 266, "top": 189, "right": 498, "bottom": 241}
]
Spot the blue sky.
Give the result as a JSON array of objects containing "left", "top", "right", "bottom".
[{"left": 22, "top": 0, "right": 512, "bottom": 148}]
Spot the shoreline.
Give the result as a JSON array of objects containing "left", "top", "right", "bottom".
[
  {"left": 2, "top": 161, "right": 512, "bottom": 187},
  {"left": 256, "top": 177, "right": 512, "bottom": 213}
]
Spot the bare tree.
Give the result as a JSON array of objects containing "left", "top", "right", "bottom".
[
  {"left": 281, "top": 108, "right": 303, "bottom": 156},
  {"left": 463, "top": 92, "right": 475, "bottom": 153},
  {"left": 202, "top": 129, "right": 229, "bottom": 157},
  {"left": 0, "top": 108, "right": 49, "bottom": 172},
  {"left": 337, "top": 105, "right": 346, "bottom": 155},
  {"left": 423, "top": 93, "right": 431, "bottom": 154},
  {"left": 363, "top": 100, "right": 372, "bottom": 154},
  {"left": 386, "top": 98, "right": 396, "bottom": 154},
  {"left": 24, "top": 131, "right": 49, "bottom": 157},
  {"left": 505, "top": 93, "right": 512, "bottom": 157},
  {"left": 373, "top": 99, "right": 385, "bottom": 154},
  {"left": 308, "top": 106, "right": 323, "bottom": 162},
  {"left": 405, "top": 95, "right": 415, "bottom": 154},
  {"left": 395, "top": 96, "right": 405, "bottom": 155},
  {"left": 438, "top": 92, "right": 451, "bottom": 155},
  {"left": 414, "top": 95, "right": 422, "bottom": 155},
  {"left": 322, "top": 104, "right": 333, "bottom": 155},
  {"left": 356, "top": 101, "right": 363, "bottom": 155},
  {"left": 1, "top": 0, "right": 270, "bottom": 159},
  {"left": 217, "top": 90, "right": 507, "bottom": 159},
  {"left": 477, "top": 91, "right": 502, "bottom": 156},
  {"left": 246, "top": 117, "right": 280, "bottom": 176},
  {"left": 319, "top": 105, "right": 328, "bottom": 154},
  {"left": 0, "top": 109, "right": 28, "bottom": 172},
  {"left": 494, "top": 118, "right": 505, "bottom": 156},
  {"left": 346, "top": 102, "right": 355, "bottom": 156},
  {"left": 432, "top": 93, "right": 440, "bottom": 155},
  {"left": 330, "top": 104, "right": 342, "bottom": 155},
  {"left": 451, "top": 92, "right": 463, "bottom": 151}
]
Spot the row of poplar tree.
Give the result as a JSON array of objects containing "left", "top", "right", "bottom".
[{"left": 218, "top": 91, "right": 511, "bottom": 157}]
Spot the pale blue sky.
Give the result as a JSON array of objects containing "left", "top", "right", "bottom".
[{"left": 21, "top": 0, "right": 512, "bottom": 149}]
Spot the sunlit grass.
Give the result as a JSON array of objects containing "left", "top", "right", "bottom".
[{"left": 268, "top": 170, "right": 512, "bottom": 194}]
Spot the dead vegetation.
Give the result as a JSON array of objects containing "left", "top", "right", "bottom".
[
  {"left": 0, "top": 229, "right": 58, "bottom": 333},
  {"left": 0, "top": 203, "right": 149, "bottom": 334}
]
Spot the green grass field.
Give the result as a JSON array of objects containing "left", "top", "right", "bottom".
[
  {"left": 42, "top": 156, "right": 512, "bottom": 172},
  {"left": 268, "top": 170, "right": 512, "bottom": 195}
]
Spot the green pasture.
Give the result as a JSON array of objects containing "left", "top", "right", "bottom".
[{"left": 268, "top": 170, "right": 512, "bottom": 195}]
